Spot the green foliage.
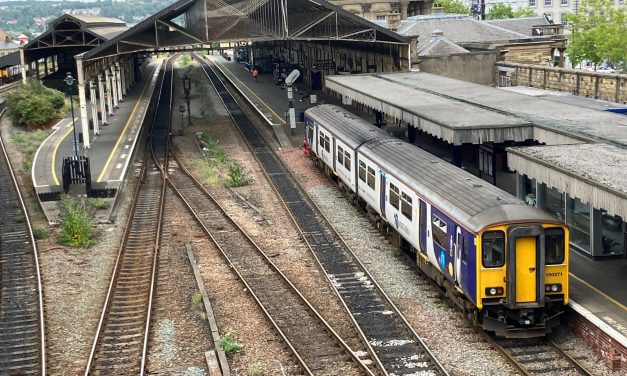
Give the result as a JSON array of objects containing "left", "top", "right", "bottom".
[
  {"left": 486, "top": 4, "right": 514, "bottom": 19},
  {"left": 226, "top": 161, "right": 252, "bottom": 188},
  {"left": 219, "top": 330, "right": 243, "bottom": 356},
  {"left": 249, "top": 363, "right": 264, "bottom": 376},
  {"left": 565, "top": 0, "right": 627, "bottom": 71},
  {"left": 6, "top": 79, "right": 65, "bottom": 127},
  {"left": 191, "top": 291, "right": 203, "bottom": 311},
  {"left": 180, "top": 54, "right": 192, "bottom": 67},
  {"left": 433, "top": 0, "right": 471, "bottom": 14},
  {"left": 14, "top": 210, "right": 25, "bottom": 223},
  {"left": 190, "top": 158, "right": 220, "bottom": 185},
  {"left": 58, "top": 195, "right": 94, "bottom": 249},
  {"left": 90, "top": 198, "right": 110, "bottom": 210},
  {"left": 11, "top": 129, "right": 52, "bottom": 173},
  {"left": 32, "top": 227, "right": 50, "bottom": 240},
  {"left": 513, "top": 7, "right": 536, "bottom": 18}
]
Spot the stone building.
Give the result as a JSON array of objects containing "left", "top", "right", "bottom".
[{"left": 330, "top": 0, "right": 434, "bottom": 20}]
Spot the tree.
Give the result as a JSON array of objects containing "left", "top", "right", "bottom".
[
  {"left": 6, "top": 79, "right": 65, "bottom": 127},
  {"left": 513, "top": 7, "right": 536, "bottom": 18},
  {"left": 565, "top": 0, "right": 627, "bottom": 71},
  {"left": 486, "top": 4, "right": 514, "bottom": 20},
  {"left": 433, "top": 0, "right": 471, "bottom": 15}
]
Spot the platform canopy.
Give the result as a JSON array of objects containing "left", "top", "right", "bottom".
[{"left": 83, "top": 0, "right": 408, "bottom": 62}]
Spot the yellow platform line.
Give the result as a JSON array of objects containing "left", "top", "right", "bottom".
[
  {"left": 570, "top": 272, "right": 627, "bottom": 311},
  {"left": 96, "top": 73, "right": 153, "bottom": 183},
  {"left": 51, "top": 119, "right": 78, "bottom": 186}
]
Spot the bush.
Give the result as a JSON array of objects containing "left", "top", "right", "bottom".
[
  {"left": 219, "top": 330, "right": 242, "bottom": 356},
  {"left": 226, "top": 161, "right": 251, "bottom": 188},
  {"left": 58, "top": 195, "right": 94, "bottom": 248},
  {"left": 6, "top": 79, "right": 65, "bottom": 127},
  {"left": 90, "top": 198, "right": 110, "bottom": 210},
  {"left": 180, "top": 54, "right": 192, "bottom": 67},
  {"left": 12, "top": 129, "right": 52, "bottom": 173}
]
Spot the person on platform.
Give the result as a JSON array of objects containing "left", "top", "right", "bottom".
[{"left": 252, "top": 68, "right": 259, "bottom": 82}]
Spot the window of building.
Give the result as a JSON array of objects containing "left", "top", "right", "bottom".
[
  {"left": 545, "top": 0, "right": 552, "bottom": 6},
  {"left": 358, "top": 161, "right": 366, "bottom": 182},
  {"left": 601, "top": 212, "right": 625, "bottom": 256},
  {"left": 337, "top": 145, "right": 344, "bottom": 165},
  {"left": 561, "top": 12, "right": 569, "bottom": 25},
  {"left": 401, "top": 192, "right": 413, "bottom": 220},
  {"left": 367, "top": 166, "right": 375, "bottom": 189},
  {"left": 561, "top": 0, "right": 568, "bottom": 6},
  {"left": 389, "top": 183, "right": 400, "bottom": 210},
  {"left": 432, "top": 215, "right": 448, "bottom": 248},
  {"left": 344, "top": 150, "right": 351, "bottom": 170},
  {"left": 529, "top": 0, "right": 536, "bottom": 6},
  {"left": 566, "top": 195, "right": 590, "bottom": 254},
  {"left": 545, "top": 227, "right": 565, "bottom": 264},
  {"left": 482, "top": 230, "right": 505, "bottom": 268}
]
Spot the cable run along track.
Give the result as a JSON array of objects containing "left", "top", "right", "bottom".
[
  {"left": 84, "top": 58, "right": 173, "bottom": 375},
  {"left": 194, "top": 55, "right": 449, "bottom": 376},
  {"left": 0, "top": 102, "right": 47, "bottom": 374}
]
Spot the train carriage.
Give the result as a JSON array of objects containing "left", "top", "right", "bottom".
[{"left": 304, "top": 104, "right": 569, "bottom": 338}]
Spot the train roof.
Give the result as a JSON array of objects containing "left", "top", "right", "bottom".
[
  {"left": 360, "top": 138, "right": 558, "bottom": 233},
  {"left": 305, "top": 104, "right": 393, "bottom": 149}
]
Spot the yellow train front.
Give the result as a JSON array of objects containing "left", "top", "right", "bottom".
[{"left": 476, "top": 223, "right": 569, "bottom": 338}]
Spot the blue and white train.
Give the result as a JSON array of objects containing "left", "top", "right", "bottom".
[{"left": 304, "top": 104, "right": 569, "bottom": 338}]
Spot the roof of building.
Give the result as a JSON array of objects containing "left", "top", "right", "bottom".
[
  {"left": 417, "top": 30, "right": 469, "bottom": 55},
  {"left": 508, "top": 144, "right": 627, "bottom": 218},
  {"left": 486, "top": 16, "right": 552, "bottom": 37},
  {"left": 0, "top": 42, "right": 19, "bottom": 50},
  {"left": 393, "top": 14, "right": 532, "bottom": 44},
  {"left": 499, "top": 86, "right": 627, "bottom": 113}
]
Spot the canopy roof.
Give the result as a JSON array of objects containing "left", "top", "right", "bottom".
[{"left": 83, "top": 0, "right": 408, "bottom": 61}]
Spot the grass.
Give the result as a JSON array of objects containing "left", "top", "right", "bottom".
[
  {"left": 11, "top": 129, "right": 52, "bottom": 173},
  {"left": 195, "top": 132, "right": 252, "bottom": 188},
  {"left": 219, "top": 329, "right": 242, "bottom": 356},
  {"left": 14, "top": 210, "right": 25, "bottom": 223},
  {"left": 57, "top": 195, "right": 94, "bottom": 249},
  {"left": 90, "top": 198, "right": 110, "bottom": 210},
  {"left": 249, "top": 363, "right": 264, "bottom": 376},
  {"left": 32, "top": 227, "right": 50, "bottom": 239},
  {"left": 180, "top": 54, "right": 192, "bottom": 67},
  {"left": 191, "top": 291, "right": 206, "bottom": 320}
]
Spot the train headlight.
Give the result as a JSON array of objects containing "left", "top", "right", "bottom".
[
  {"left": 544, "top": 284, "right": 562, "bottom": 293},
  {"left": 485, "top": 287, "right": 504, "bottom": 296}
]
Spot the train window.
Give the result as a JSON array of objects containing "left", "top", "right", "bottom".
[
  {"left": 344, "top": 151, "right": 351, "bottom": 171},
  {"left": 389, "top": 184, "right": 400, "bottom": 209},
  {"left": 461, "top": 236, "right": 468, "bottom": 262},
  {"left": 482, "top": 231, "right": 505, "bottom": 268},
  {"left": 324, "top": 135, "right": 330, "bottom": 152},
  {"left": 319, "top": 131, "right": 325, "bottom": 149},
  {"left": 545, "top": 227, "right": 565, "bottom": 264},
  {"left": 432, "top": 215, "right": 447, "bottom": 248},
  {"left": 337, "top": 145, "right": 344, "bottom": 165},
  {"left": 367, "top": 167, "right": 375, "bottom": 189},
  {"left": 401, "top": 192, "right": 413, "bottom": 220},
  {"left": 359, "top": 161, "right": 366, "bottom": 182}
]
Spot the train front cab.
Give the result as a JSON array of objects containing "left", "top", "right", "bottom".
[{"left": 478, "top": 223, "right": 569, "bottom": 338}]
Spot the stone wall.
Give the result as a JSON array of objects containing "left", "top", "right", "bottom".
[
  {"left": 418, "top": 51, "right": 497, "bottom": 86},
  {"left": 568, "top": 309, "right": 626, "bottom": 371},
  {"left": 497, "top": 62, "right": 627, "bottom": 104}
]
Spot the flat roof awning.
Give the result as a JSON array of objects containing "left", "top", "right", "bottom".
[
  {"left": 507, "top": 144, "right": 627, "bottom": 219},
  {"left": 325, "top": 73, "right": 532, "bottom": 145},
  {"left": 325, "top": 71, "right": 627, "bottom": 147}
]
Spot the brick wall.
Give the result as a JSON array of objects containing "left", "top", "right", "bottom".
[
  {"left": 497, "top": 62, "right": 627, "bottom": 104},
  {"left": 567, "top": 309, "right": 626, "bottom": 371}
]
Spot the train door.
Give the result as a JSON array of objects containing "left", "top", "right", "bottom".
[
  {"left": 419, "top": 200, "right": 427, "bottom": 253},
  {"left": 455, "top": 226, "right": 462, "bottom": 283},
  {"left": 507, "top": 226, "right": 544, "bottom": 306},
  {"left": 379, "top": 171, "right": 386, "bottom": 214}
]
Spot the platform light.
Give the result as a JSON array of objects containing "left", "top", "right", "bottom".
[{"left": 63, "top": 72, "right": 79, "bottom": 157}]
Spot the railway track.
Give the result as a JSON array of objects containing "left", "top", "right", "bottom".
[
  {"left": 84, "top": 59, "right": 172, "bottom": 375},
  {"left": 163, "top": 74, "right": 372, "bottom": 375},
  {"left": 485, "top": 335, "right": 593, "bottom": 376},
  {"left": 195, "top": 55, "right": 449, "bottom": 376},
  {"left": 0, "top": 101, "right": 47, "bottom": 374}
]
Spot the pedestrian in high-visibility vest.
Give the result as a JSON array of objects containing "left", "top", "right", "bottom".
[{"left": 252, "top": 68, "right": 259, "bottom": 82}]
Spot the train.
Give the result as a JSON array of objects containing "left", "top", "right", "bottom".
[
  {"left": 303, "top": 104, "right": 569, "bottom": 338},
  {"left": 0, "top": 65, "right": 21, "bottom": 85}
]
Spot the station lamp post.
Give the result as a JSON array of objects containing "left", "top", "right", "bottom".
[
  {"left": 183, "top": 75, "right": 191, "bottom": 126},
  {"left": 63, "top": 72, "right": 79, "bottom": 157}
]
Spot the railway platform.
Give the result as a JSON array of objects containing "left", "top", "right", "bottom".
[
  {"left": 208, "top": 54, "right": 627, "bottom": 366},
  {"left": 31, "top": 60, "right": 160, "bottom": 222}
]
